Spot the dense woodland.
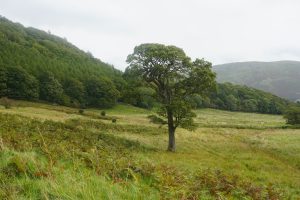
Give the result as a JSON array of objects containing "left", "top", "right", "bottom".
[{"left": 0, "top": 16, "right": 292, "bottom": 114}]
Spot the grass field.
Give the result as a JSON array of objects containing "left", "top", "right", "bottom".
[{"left": 0, "top": 100, "right": 299, "bottom": 199}]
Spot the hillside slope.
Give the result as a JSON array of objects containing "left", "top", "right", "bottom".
[
  {"left": 213, "top": 61, "right": 300, "bottom": 101},
  {"left": 0, "top": 16, "right": 121, "bottom": 80},
  {"left": 0, "top": 16, "right": 124, "bottom": 107}
]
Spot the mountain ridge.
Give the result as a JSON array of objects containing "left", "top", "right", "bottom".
[{"left": 213, "top": 61, "right": 300, "bottom": 101}]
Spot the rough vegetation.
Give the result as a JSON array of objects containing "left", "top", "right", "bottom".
[{"left": 0, "top": 100, "right": 299, "bottom": 199}]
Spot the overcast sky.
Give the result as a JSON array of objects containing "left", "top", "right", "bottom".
[{"left": 1, "top": 0, "right": 300, "bottom": 70}]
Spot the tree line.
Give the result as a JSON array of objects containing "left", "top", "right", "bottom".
[
  {"left": 0, "top": 65, "right": 120, "bottom": 108},
  {"left": 121, "top": 69, "right": 289, "bottom": 114}
]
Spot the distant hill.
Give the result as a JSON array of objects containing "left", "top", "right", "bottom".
[{"left": 213, "top": 61, "right": 300, "bottom": 101}]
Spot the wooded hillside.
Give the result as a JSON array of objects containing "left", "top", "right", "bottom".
[{"left": 0, "top": 16, "right": 124, "bottom": 108}]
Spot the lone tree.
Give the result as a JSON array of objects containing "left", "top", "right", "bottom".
[{"left": 127, "top": 43, "right": 216, "bottom": 151}]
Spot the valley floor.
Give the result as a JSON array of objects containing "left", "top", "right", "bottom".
[{"left": 0, "top": 101, "right": 299, "bottom": 199}]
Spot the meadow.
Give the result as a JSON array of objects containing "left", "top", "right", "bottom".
[{"left": 0, "top": 100, "right": 299, "bottom": 199}]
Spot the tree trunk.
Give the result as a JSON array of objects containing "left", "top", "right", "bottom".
[
  {"left": 167, "top": 109, "right": 176, "bottom": 152},
  {"left": 167, "top": 127, "right": 175, "bottom": 152}
]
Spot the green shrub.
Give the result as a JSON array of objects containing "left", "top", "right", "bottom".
[
  {"left": 284, "top": 106, "right": 300, "bottom": 125},
  {"left": 101, "top": 111, "right": 106, "bottom": 116},
  {"left": 112, "top": 118, "right": 117, "bottom": 123}
]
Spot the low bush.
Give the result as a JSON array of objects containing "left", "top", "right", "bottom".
[
  {"left": 147, "top": 114, "right": 167, "bottom": 125},
  {"left": 284, "top": 106, "right": 300, "bottom": 125}
]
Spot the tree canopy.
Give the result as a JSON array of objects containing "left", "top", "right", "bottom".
[{"left": 0, "top": 66, "right": 39, "bottom": 100}]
